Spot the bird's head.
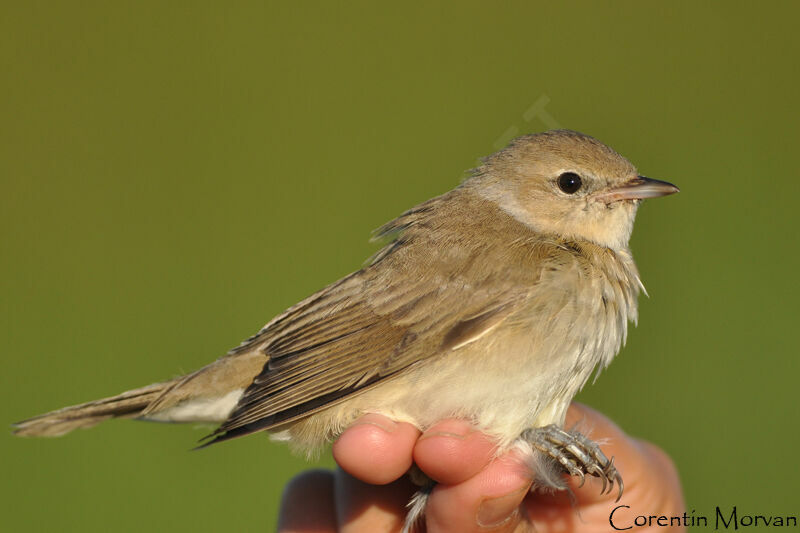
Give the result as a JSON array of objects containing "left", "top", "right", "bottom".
[{"left": 471, "top": 130, "right": 679, "bottom": 250}]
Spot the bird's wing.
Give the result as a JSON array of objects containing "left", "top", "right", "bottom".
[{"left": 206, "top": 210, "right": 538, "bottom": 443}]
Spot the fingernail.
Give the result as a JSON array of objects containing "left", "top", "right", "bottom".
[
  {"left": 418, "top": 419, "right": 473, "bottom": 441},
  {"left": 350, "top": 413, "right": 397, "bottom": 433},
  {"left": 476, "top": 486, "right": 528, "bottom": 528}
]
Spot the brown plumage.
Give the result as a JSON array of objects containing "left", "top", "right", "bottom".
[
  {"left": 14, "top": 130, "right": 678, "bottom": 520},
  {"left": 13, "top": 381, "right": 170, "bottom": 437}
]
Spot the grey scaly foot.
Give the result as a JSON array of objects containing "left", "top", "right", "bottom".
[{"left": 521, "top": 424, "right": 624, "bottom": 501}]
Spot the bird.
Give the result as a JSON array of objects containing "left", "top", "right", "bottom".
[{"left": 14, "top": 129, "right": 679, "bottom": 529}]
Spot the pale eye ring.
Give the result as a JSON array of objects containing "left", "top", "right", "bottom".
[{"left": 557, "top": 172, "right": 582, "bottom": 194}]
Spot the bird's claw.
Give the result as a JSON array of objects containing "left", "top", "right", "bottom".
[{"left": 521, "top": 424, "right": 623, "bottom": 501}]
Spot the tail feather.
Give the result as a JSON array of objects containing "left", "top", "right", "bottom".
[
  {"left": 13, "top": 381, "right": 174, "bottom": 437},
  {"left": 13, "top": 352, "right": 267, "bottom": 439}
]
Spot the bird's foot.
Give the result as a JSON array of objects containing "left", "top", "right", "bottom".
[{"left": 520, "top": 424, "right": 623, "bottom": 501}]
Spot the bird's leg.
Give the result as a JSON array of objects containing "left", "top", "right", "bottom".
[
  {"left": 403, "top": 482, "right": 434, "bottom": 533},
  {"left": 520, "top": 425, "right": 623, "bottom": 501},
  {"left": 402, "top": 465, "right": 435, "bottom": 533}
]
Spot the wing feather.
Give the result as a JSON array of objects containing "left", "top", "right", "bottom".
[{"left": 205, "top": 191, "right": 554, "bottom": 444}]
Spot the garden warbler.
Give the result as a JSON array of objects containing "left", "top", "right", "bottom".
[{"left": 14, "top": 130, "right": 678, "bottom": 511}]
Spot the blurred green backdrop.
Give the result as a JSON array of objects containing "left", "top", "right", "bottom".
[{"left": 2, "top": 2, "right": 798, "bottom": 531}]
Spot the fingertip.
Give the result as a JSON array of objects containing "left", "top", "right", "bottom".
[
  {"left": 634, "top": 439, "right": 685, "bottom": 505},
  {"left": 413, "top": 419, "right": 497, "bottom": 485},
  {"left": 332, "top": 414, "right": 420, "bottom": 485},
  {"left": 637, "top": 439, "right": 680, "bottom": 481}
]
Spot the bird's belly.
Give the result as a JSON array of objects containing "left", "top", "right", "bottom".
[
  {"left": 371, "top": 336, "right": 600, "bottom": 449},
  {"left": 278, "top": 283, "right": 629, "bottom": 455},
  {"left": 285, "top": 335, "right": 608, "bottom": 454}
]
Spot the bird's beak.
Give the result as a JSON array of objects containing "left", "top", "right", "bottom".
[{"left": 597, "top": 176, "right": 680, "bottom": 203}]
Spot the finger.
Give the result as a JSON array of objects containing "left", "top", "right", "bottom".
[
  {"left": 277, "top": 469, "right": 337, "bottom": 533},
  {"left": 630, "top": 439, "right": 685, "bottom": 514},
  {"left": 332, "top": 413, "right": 421, "bottom": 485},
  {"left": 334, "top": 467, "right": 416, "bottom": 533},
  {"left": 413, "top": 419, "right": 498, "bottom": 485},
  {"left": 425, "top": 452, "right": 532, "bottom": 533}
]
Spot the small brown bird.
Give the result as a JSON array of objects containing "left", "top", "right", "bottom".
[{"left": 15, "top": 130, "right": 678, "bottom": 529}]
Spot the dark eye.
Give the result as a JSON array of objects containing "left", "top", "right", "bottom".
[{"left": 557, "top": 172, "right": 583, "bottom": 194}]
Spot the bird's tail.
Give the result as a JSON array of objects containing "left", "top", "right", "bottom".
[
  {"left": 13, "top": 351, "right": 267, "bottom": 438},
  {"left": 13, "top": 381, "right": 176, "bottom": 437}
]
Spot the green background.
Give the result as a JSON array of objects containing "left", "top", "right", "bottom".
[{"left": 2, "top": 2, "right": 798, "bottom": 530}]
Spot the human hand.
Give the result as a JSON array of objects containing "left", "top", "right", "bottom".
[{"left": 277, "top": 403, "right": 684, "bottom": 532}]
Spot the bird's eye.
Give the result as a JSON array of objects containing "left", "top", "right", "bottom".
[{"left": 557, "top": 172, "right": 583, "bottom": 194}]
